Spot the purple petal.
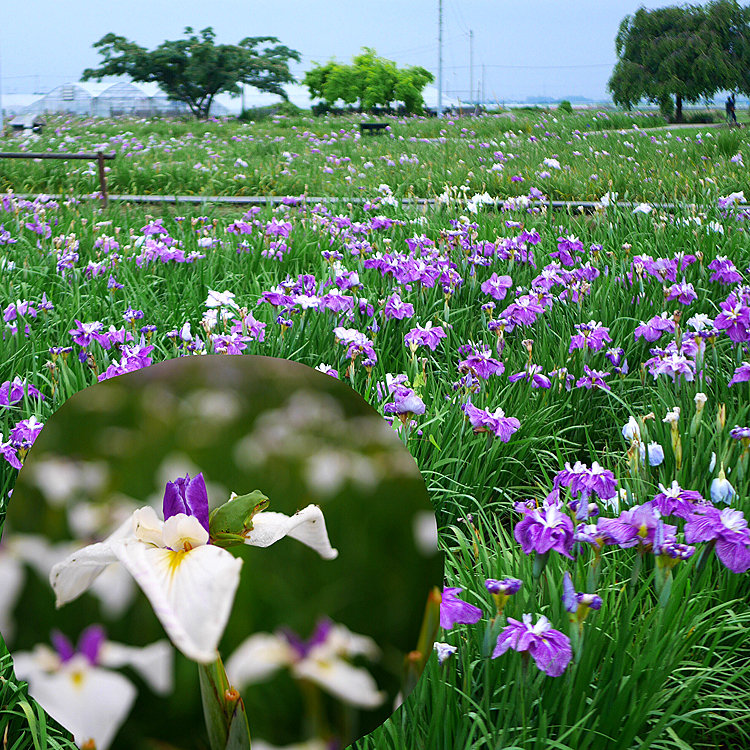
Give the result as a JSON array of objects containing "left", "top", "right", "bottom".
[
  {"left": 715, "top": 538, "right": 750, "bottom": 574},
  {"left": 163, "top": 472, "right": 210, "bottom": 534},
  {"left": 77, "top": 624, "right": 107, "bottom": 665},
  {"left": 50, "top": 630, "right": 75, "bottom": 662},
  {"left": 561, "top": 572, "right": 577, "bottom": 612}
]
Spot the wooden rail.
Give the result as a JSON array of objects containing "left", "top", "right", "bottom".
[{"left": 0, "top": 151, "right": 116, "bottom": 207}]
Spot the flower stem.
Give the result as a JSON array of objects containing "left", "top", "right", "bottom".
[{"left": 198, "top": 657, "right": 252, "bottom": 750}]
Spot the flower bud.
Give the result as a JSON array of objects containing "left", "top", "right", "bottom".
[{"left": 710, "top": 465, "right": 736, "bottom": 505}]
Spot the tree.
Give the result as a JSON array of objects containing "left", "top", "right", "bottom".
[
  {"left": 82, "top": 27, "right": 301, "bottom": 119},
  {"left": 608, "top": 1, "right": 750, "bottom": 121},
  {"left": 704, "top": 0, "right": 750, "bottom": 95},
  {"left": 303, "top": 48, "right": 434, "bottom": 114}
]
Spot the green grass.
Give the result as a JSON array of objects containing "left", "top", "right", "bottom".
[{"left": 0, "top": 109, "right": 749, "bottom": 749}]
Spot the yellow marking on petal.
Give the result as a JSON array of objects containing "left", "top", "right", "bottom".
[
  {"left": 166, "top": 548, "right": 190, "bottom": 577},
  {"left": 71, "top": 670, "right": 85, "bottom": 689}
]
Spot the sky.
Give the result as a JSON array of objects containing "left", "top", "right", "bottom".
[{"left": 2, "top": 1, "right": 680, "bottom": 103}]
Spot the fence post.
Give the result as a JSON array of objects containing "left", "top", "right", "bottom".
[{"left": 97, "top": 151, "right": 108, "bottom": 208}]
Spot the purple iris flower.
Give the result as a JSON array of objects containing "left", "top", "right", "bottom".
[
  {"left": 9, "top": 416, "right": 44, "bottom": 450},
  {"left": 1, "top": 435, "right": 22, "bottom": 469},
  {"left": 163, "top": 472, "right": 210, "bottom": 535},
  {"left": 569, "top": 321, "right": 612, "bottom": 353},
  {"left": 69, "top": 320, "right": 106, "bottom": 347},
  {"left": 462, "top": 401, "right": 521, "bottom": 441},
  {"left": 319, "top": 290, "right": 355, "bottom": 314},
  {"left": 645, "top": 349, "right": 695, "bottom": 382},
  {"left": 605, "top": 347, "right": 629, "bottom": 375},
  {"left": 714, "top": 294, "right": 750, "bottom": 343},
  {"left": 384, "top": 387, "right": 426, "bottom": 417},
  {"left": 652, "top": 520, "right": 695, "bottom": 561},
  {"left": 575, "top": 366, "right": 611, "bottom": 391},
  {"left": 554, "top": 461, "right": 617, "bottom": 503},
  {"left": 480, "top": 273, "right": 514, "bottom": 301},
  {"left": 492, "top": 614, "right": 572, "bottom": 677},
  {"left": 404, "top": 323, "right": 447, "bottom": 351},
  {"left": 634, "top": 313, "right": 676, "bottom": 343},
  {"left": 550, "top": 235, "right": 583, "bottom": 267},
  {"left": 383, "top": 293, "right": 415, "bottom": 321},
  {"left": 502, "top": 295, "right": 544, "bottom": 327},
  {"left": 652, "top": 482, "right": 704, "bottom": 518},
  {"left": 485, "top": 578, "right": 522, "bottom": 596},
  {"left": 708, "top": 257, "right": 742, "bottom": 285},
  {"left": 729, "top": 363, "right": 750, "bottom": 387},
  {"left": 508, "top": 363, "right": 551, "bottom": 388},
  {"left": 457, "top": 344, "right": 505, "bottom": 379},
  {"left": 684, "top": 506, "right": 750, "bottom": 573},
  {"left": 440, "top": 587, "right": 483, "bottom": 629},
  {"left": 561, "top": 572, "right": 602, "bottom": 613},
  {"left": 0, "top": 377, "right": 45, "bottom": 407},
  {"left": 596, "top": 502, "right": 675, "bottom": 549},
  {"left": 665, "top": 279, "right": 697, "bottom": 305},
  {"left": 514, "top": 498, "right": 575, "bottom": 558},
  {"left": 51, "top": 625, "right": 107, "bottom": 666}
]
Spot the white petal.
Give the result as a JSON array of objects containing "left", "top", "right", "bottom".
[
  {"left": 292, "top": 657, "right": 385, "bottom": 709},
  {"left": 49, "top": 509, "right": 146, "bottom": 607},
  {"left": 162, "top": 513, "right": 208, "bottom": 551},
  {"left": 24, "top": 659, "right": 136, "bottom": 750},
  {"left": 11, "top": 648, "right": 54, "bottom": 684},
  {"left": 112, "top": 540, "right": 242, "bottom": 663},
  {"left": 0, "top": 554, "right": 25, "bottom": 641},
  {"left": 320, "top": 624, "right": 380, "bottom": 661},
  {"left": 225, "top": 633, "right": 294, "bottom": 688},
  {"left": 132, "top": 506, "right": 164, "bottom": 545},
  {"left": 49, "top": 540, "right": 120, "bottom": 608},
  {"left": 99, "top": 640, "right": 174, "bottom": 695},
  {"left": 245, "top": 506, "right": 338, "bottom": 560}
]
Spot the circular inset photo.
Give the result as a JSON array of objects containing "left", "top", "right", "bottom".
[{"left": 3, "top": 355, "right": 442, "bottom": 750}]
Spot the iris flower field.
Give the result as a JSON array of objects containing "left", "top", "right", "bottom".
[{"left": 0, "top": 108, "right": 749, "bottom": 749}]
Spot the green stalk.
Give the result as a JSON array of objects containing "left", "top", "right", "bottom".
[{"left": 198, "top": 657, "right": 252, "bottom": 750}]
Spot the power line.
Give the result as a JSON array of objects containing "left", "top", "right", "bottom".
[
  {"left": 445, "top": 62, "right": 614, "bottom": 70},
  {"left": 448, "top": 0, "right": 471, "bottom": 36}
]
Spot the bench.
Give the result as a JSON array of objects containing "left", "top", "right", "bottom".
[{"left": 359, "top": 123, "right": 388, "bottom": 135}]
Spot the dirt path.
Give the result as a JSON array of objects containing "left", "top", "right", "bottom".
[{"left": 641, "top": 122, "right": 743, "bottom": 132}]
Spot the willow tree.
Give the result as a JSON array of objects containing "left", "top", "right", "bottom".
[{"left": 608, "top": 1, "right": 749, "bottom": 121}]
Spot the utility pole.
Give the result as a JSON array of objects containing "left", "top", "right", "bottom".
[
  {"left": 437, "top": 0, "right": 443, "bottom": 117},
  {"left": 481, "top": 64, "right": 485, "bottom": 107},
  {"left": 469, "top": 30, "right": 473, "bottom": 106}
]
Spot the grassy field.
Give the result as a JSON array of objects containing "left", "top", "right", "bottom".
[
  {"left": 0, "top": 109, "right": 749, "bottom": 750},
  {"left": 0, "top": 108, "right": 746, "bottom": 203}
]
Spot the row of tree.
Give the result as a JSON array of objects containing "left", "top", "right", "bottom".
[
  {"left": 82, "top": 30, "right": 433, "bottom": 118},
  {"left": 608, "top": 0, "right": 750, "bottom": 121},
  {"left": 82, "top": 1, "right": 750, "bottom": 121},
  {"left": 302, "top": 48, "right": 434, "bottom": 113}
]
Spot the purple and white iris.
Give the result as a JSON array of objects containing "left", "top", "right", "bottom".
[
  {"left": 50, "top": 473, "right": 338, "bottom": 663},
  {"left": 492, "top": 614, "right": 572, "bottom": 677}
]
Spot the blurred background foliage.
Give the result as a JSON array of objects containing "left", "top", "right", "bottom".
[{"left": 5, "top": 355, "right": 442, "bottom": 748}]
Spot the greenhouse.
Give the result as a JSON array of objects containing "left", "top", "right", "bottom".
[{"left": 16, "top": 81, "right": 230, "bottom": 117}]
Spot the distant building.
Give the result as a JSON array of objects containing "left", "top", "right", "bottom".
[{"left": 5, "top": 81, "right": 229, "bottom": 118}]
